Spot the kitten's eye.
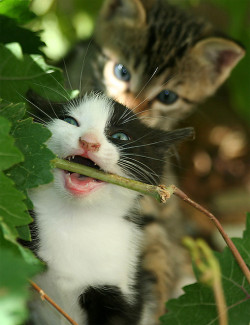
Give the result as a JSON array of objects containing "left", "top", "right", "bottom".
[
  {"left": 111, "top": 132, "right": 130, "bottom": 141},
  {"left": 157, "top": 90, "right": 178, "bottom": 105},
  {"left": 63, "top": 116, "right": 79, "bottom": 127},
  {"left": 114, "top": 63, "right": 131, "bottom": 82}
]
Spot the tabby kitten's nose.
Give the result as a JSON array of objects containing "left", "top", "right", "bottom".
[{"left": 80, "top": 135, "right": 100, "bottom": 152}]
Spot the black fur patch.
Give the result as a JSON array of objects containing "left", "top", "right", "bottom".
[
  {"left": 18, "top": 210, "right": 40, "bottom": 257},
  {"left": 79, "top": 285, "right": 142, "bottom": 325}
]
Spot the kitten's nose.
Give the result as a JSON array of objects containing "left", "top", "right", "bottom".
[{"left": 79, "top": 135, "right": 100, "bottom": 152}]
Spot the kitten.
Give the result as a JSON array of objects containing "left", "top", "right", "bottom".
[
  {"left": 63, "top": 0, "right": 245, "bottom": 129},
  {"left": 28, "top": 93, "right": 193, "bottom": 325},
  {"left": 59, "top": 0, "right": 245, "bottom": 320}
]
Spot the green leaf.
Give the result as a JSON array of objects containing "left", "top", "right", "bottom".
[
  {"left": 0, "top": 15, "right": 45, "bottom": 54},
  {"left": 0, "top": 221, "right": 43, "bottom": 268},
  {"left": 160, "top": 215, "right": 250, "bottom": 325},
  {"left": 9, "top": 117, "right": 55, "bottom": 190},
  {"left": 0, "top": 172, "right": 32, "bottom": 230},
  {"left": 0, "top": 248, "right": 42, "bottom": 325},
  {"left": 0, "top": 43, "right": 75, "bottom": 104},
  {"left": 0, "top": 102, "right": 26, "bottom": 123},
  {"left": 0, "top": 116, "right": 23, "bottom": 171},
  {"left": 0, "top": 0, "right": 35, "bottom": 24},
  {"left": 16, "top": 225, "right": 31, "bottom": 241}
]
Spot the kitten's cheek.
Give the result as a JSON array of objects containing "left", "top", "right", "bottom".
[{"left": 63, "top": 171, "right": 105, "bottom": 196}]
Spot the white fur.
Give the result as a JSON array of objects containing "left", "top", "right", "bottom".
[{"left": 30, "top": 94, "right": 143, "bottom": 325}]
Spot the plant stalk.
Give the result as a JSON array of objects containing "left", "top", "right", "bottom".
[
  {"left": 52, "top": 158, "right": 175, "bottom": 203},
  {"left": 29, "top": 280, "right": 78, "bottom": 325}
]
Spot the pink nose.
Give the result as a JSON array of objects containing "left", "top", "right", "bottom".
[{"left": 80, "top": 139, "right": 100, "bottom": 152}]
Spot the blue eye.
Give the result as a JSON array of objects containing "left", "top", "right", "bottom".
[
  {"left": 114, "top": 63, "right": 131, "bottom": 81},
  {"left": 64, "top": 116, "right": 79, "bottom": 126},
  {"left": 111, "top": 132, "right": 130, "bottom": 141},
  {"left": 157, "top": 90, "right": 178, "bottom": 105}
]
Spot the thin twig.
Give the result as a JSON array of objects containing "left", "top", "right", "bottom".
[
  {"left": 52, "top": 158, "right": 175, "bottom": 203},
  {"left": 29, "top": 280, "right": 79, "bottom": 325},
  {"left": 173, "top": 186, "right": 250, "bottom": 284}
]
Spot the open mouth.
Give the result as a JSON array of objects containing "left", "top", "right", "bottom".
[{"left": 63, "top": 155, "right": 104, "bottom": 195}]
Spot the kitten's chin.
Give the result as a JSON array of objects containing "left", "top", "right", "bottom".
[{"left": 63, "top": 171, "right": 105, "bottom": 196}]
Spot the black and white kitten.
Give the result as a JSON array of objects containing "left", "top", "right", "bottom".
[{"left": 29, "top": 93, "right": 193, "bottom": 325}]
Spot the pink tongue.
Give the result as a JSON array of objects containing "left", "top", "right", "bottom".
[
  {"left": 70, "top": 173, "right": 91, "bottom": 185},
  {"left": 65, "top": 173, "right": 103, "bottom": 195}
]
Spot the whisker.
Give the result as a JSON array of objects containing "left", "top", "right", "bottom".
[
  {"left": 119, "top": 158, "right": 159, "bottom": 185},
  {"left": 119, "top": 67, "right": 159, "bottom": 123},
  {"left": 118, "top": 129, "right": 156, "bottom": 149},
  {"left": 118, "top": 162, "right": 138, "bottom": 180},
  {"left": 31, "top": 82, "right": 70, "bottom": 102},
  {"left": 121, "top": 137, "right": 178, "bottom": 150},
  {"left": 121, "top": 152, "right": 167, "bottom": 163},
  {"left": 18, "top": 94, "right": 54, "bottom": 122},
  {"left": 123, "top": 156, "right": 160, "bottom": 180},
  {"left": 122, "top": 114, "right": 177, "bottom": 125},
  {"left": 79, "top": 39, "right": 93, "bottom": 94},
  {"left": 16, "top": 90, "right": 53, "bottom": 121},
  {"left": 38, "top": 64, "right": 73, "bottom": 99},
  {"left": 121, "top": 104, "right": 153, "bottom": 125},
  {"left": 62, "top": 58, "right": 73, "bottom": 91},
  {"left": 122, "top": 72, "right": 179, "bottom": 124},
  {"left": 26, "top": 110, "right": 47, "bottom": 124},
  {"left": 134, "top": 67, "right": 159, "bottom": 101},
  {"left": 39, "top": 87, "right": 59, "bottom": 119},
  {"left": 119, "top": 161, "right": 154, "bottom": 184}
]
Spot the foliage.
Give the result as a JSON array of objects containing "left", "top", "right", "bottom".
[
  {"left": 0, "top": 0, "right": 35, "bottom": 24},
  {"left": 0, "top": 1, "right": 74, "bottom": 323},
  {"left": 0, "top": 42, "right": 74, "bottom": 103},
  {"left": 160, "top": 214, "right": 250, "bottom": 325}
]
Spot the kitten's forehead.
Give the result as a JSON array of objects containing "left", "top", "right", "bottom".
[
  {"left": 66, "top": 93, "right": 114, "bottom": 128},
  {"left": 97, "top": 1, "right": 212, "bottom": 79}
]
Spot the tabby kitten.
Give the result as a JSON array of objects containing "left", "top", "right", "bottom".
[
  {"left": 28, "top": 93, "right": 193, "bottom": 325},
  {"left": 59, "top": 0, "right": 245, "bottom": 321},
  {"left": 64, "top": 0, "right": 245, "bottom": 129}
]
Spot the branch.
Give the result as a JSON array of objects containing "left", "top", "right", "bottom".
[
  {"left": 29, "top": 280, "right": 79, "bottom": 325},
  {"left": 173, "top": 186, "right": 250, "bottom": 284},
  {"left": 52, "top": 158, "right": 175, "bottom": 203},
  {"left": 52, "top": 158, "right": 250, "bottom": 284}
]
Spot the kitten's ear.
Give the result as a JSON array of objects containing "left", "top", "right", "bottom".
[
  {"left": 190, "top": 37, "right": 245, "bottom": 93},
  {"left": 157, "top": 127, "right": 195, "bottom": 153},
  {"left": 166, "top": 127, "right": 195, "bottom": 146},
  {"left": 99, "top": 0, "right": 146, "bottom": 27}
]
